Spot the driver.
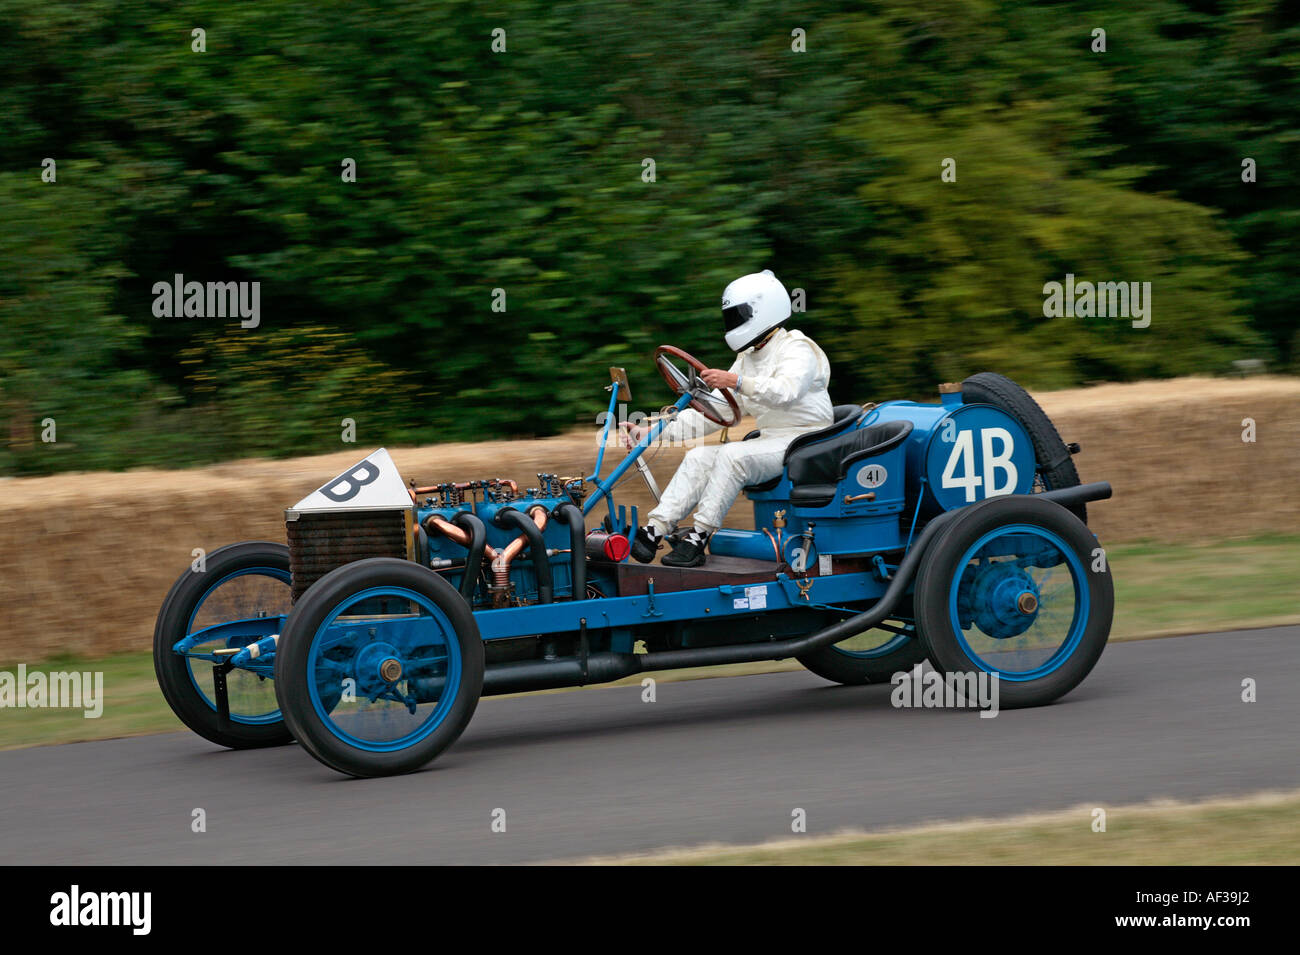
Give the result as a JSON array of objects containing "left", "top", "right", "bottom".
[{"left": 624, "top": 270, "right": 833, "bottom": 567}]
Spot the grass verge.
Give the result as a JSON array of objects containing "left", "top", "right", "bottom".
[{"left": 560, "top": 790, "right": 1300, "bottom": 865}]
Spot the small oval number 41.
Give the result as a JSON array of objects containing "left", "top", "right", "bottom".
[{"left": 941, "top": 428, "right": 1019, "bottom": 502}]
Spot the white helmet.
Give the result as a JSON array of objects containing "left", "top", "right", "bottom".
[{"left": 721, "top": 269, "right": 791, "bottom": 351}]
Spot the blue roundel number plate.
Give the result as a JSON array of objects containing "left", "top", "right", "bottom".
[{"left": 924, "top": 404, "right": 1035, "bottom": 511}]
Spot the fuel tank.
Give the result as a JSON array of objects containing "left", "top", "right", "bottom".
[{"left": 863, "top": 393, "right": 1036, "bottom": 516}]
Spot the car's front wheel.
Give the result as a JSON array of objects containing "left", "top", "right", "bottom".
[{"left": 274, "top": 558, "right": 485, "bottom": 778}]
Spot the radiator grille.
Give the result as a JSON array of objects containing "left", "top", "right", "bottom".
[{"left": 286, "top": 510, "right": 407, "bottom": 601}]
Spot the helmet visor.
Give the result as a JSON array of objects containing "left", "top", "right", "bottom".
[{"left": 722, "top": 303, "right": 753, "bottom": 331}]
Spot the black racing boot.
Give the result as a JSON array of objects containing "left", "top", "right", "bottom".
[
  {"left": 630, "top": 524, "right": 663, "bottom": 564},
  {"left": 661, "top": 527, "right": 710, "bottom": 568}
]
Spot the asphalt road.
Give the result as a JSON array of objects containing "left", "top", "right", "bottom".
[{"left": 2, "top": 626, "right": 1295, "bottom": 864}]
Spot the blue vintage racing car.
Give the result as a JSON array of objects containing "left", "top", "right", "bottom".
[{"left": 154, "top": 348, "right": 1113, "bottom": 777}]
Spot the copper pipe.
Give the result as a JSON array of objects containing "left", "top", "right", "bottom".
[
  {"left": 528, "top": 504, "right": 548, "bottom": 531},
  {"left": 413, "top": 479, "right": 518, "bottom": 494},
  {"left": 411, "top": 478, "right": 518, "bottom": 504},
  {"left": 426, "top": 515, "right": 496, "bottom": 559},
  {"left": 762, "top": 528, "right": 782, "bottom": 564},
  {"left": 426, "top": 515, "right": 468, "bottom": 545}
]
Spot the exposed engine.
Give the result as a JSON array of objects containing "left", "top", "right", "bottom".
[
  {"left": 284, "top": 450, "right": 631, "bottom": 614},
  {"left": 413, "top": 472, "right": 604, "bottom": 609}
]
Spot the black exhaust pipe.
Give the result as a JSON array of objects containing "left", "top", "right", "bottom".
[
  {"left": 413, "top": 482, "right": 1116, "bottom": 696},
  {"left": 449, "top": 511, "right": 486, "bottom": 605},
  {"left": 550, "top": 502, "right": 587, "bottom": 601},
  {"left": 494, "top": 507, "right": 553, "bottom": 605},
  {"left": 1035, "top": 481, "right": 1112, "bottom": 510},
  {"left": 634, "top": 481, "right": 1113, "bottom": 670},
  {"left": 410, "top": 508, "right": 960, "bottom": 702},
  {"left": 411, "top": 652, "right": 639, "bottom": 699}
]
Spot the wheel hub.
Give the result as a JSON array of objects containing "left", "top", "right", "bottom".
[
  {"left": 960, "top": 562, "right": 1040, "bottom": 639},
  {"left": 354, "top": 642, "right": 405, "bottom": 690}
]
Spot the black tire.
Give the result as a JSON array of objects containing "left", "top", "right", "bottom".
[
  {"left": 914, "top": 495, "right": 1113, "bottom": 709},
  {"left": 153, "top": 541, "right": 295, "bottom": 749},
  {"left": 798, "top": 627, "right": 928, "bottom": 686},
  {"left": 961, "top": 372, "right": 1086, "bottom": 522},
  {"left": 275, "top": 558, "right": 485, "bottom": 778}
]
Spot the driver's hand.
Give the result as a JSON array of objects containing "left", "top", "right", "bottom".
[
  {"left": 621, "top": 421, "right": 649, "bottom": 449},
  {"left": 700, "top": 368, "right": 739, "bottom": 390}
]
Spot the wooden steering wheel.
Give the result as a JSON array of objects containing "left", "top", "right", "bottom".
[{"left": 654, "top": 345, "right": 742, "bottom": 428}]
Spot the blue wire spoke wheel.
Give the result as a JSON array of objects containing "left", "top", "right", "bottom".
[
  {"left": 915, "top": 496, "right": 1113, "bottom": 709},
  {"left": 276, "top": 558, "right": 484, "bottom": 778},
  {"left": 950, "top": 526, "right": 1083, "bottom": 679},
  {"left": 153, "top": 541, "right": 294, "bottom": 748},
  {"left": 307, "top": 590, "right": 459, "bottom": 749}
]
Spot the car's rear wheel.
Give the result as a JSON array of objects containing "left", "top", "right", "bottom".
[{"left": 913, "top": 495, "right": 1113, "bottom": 709}]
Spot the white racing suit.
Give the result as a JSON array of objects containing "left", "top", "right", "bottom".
[{"left": 647, "top": 327, "right": 833, "bottom": 535}]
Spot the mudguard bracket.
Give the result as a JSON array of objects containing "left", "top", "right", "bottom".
[{"left": 212, "top": 661, "right": 234, "bottom": 731}]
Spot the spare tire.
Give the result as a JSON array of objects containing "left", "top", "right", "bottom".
[{"left": 960, "top": 372, "right": 1086, "bottom": 523}]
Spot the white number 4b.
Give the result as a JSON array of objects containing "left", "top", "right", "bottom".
[{"left": 940, "top": 428, "right": 1018, "bottom": 502}]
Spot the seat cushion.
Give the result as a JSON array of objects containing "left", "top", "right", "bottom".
[
  {"left": 743, "top": 404, "right": 863, "bottom": 494},
  {"left": 780, "top": 404, "right": 866, "bottom": 464},
  {"left": 786, "top": 420, "right": 914, "bottom": 497},
  {"left": 788, "top": 483, "right": 838, "bottom": 508},
  {"left": 743, "top": 474, "right": 782, "bottom": 494}
]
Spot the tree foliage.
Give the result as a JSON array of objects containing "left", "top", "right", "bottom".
[{"left": 0, "top": 0, "right": 1291, "bottom": 474}]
